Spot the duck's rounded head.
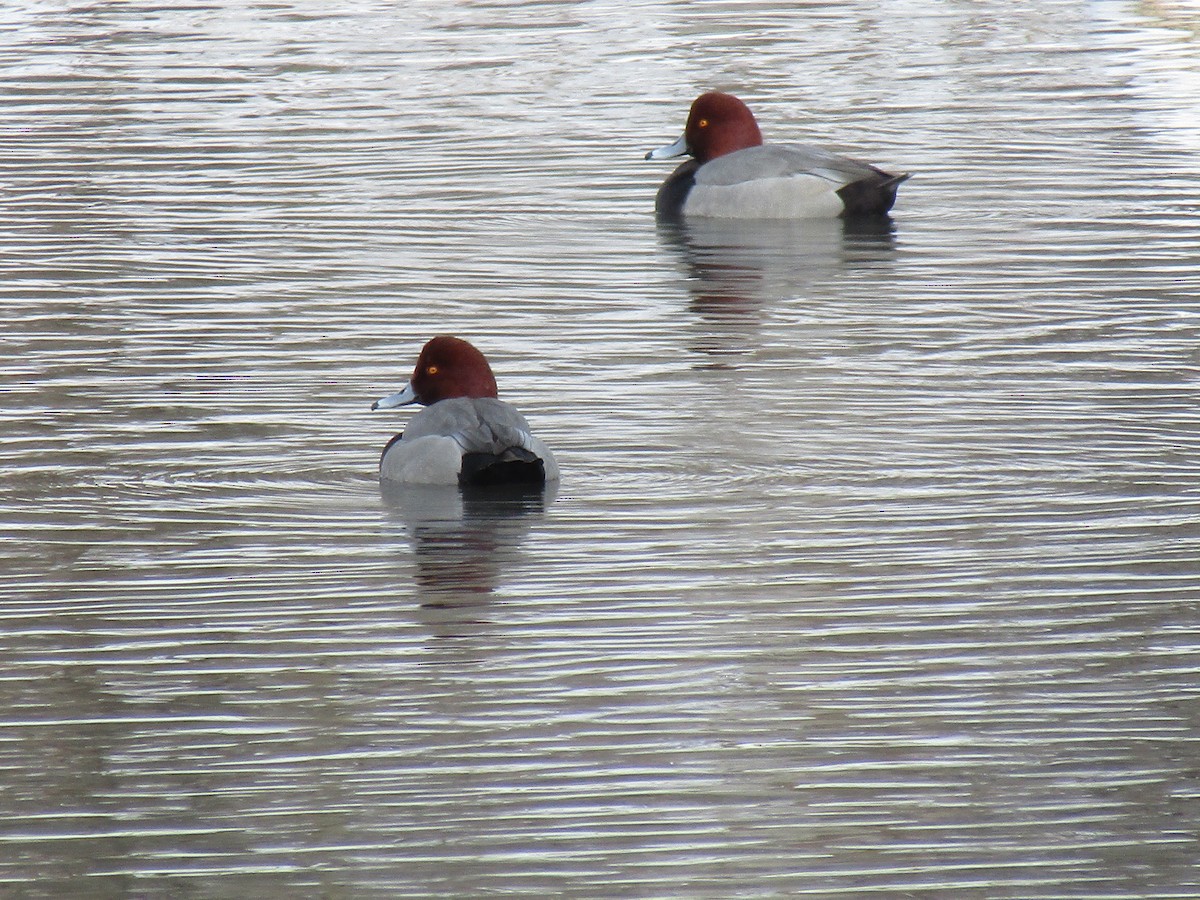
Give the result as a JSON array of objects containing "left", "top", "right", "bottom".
[
  {"left": 685, "top": 91, "right": 764, "bottom": 163},
  {"left": 373, "top": 335, "right": 498, "bottom": 409}
]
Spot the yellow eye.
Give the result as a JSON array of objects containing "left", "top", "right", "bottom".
[
  {"left": 426, "top": 365, "right": 439, "bottom": 375},
  {"left": 698, "top": 118, "right": 709, "bottom": 128}
]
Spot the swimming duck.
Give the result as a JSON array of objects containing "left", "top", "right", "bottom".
[
  {"left": 647, "top": 91, "right": 909, "bottom": 221},
  {"left": 372, "top": 336, "right": 558, "bottom": 486}
]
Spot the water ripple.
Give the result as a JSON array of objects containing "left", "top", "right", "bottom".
[{"left": 1, "top": 0, "right": 1199, "bottom": 897}]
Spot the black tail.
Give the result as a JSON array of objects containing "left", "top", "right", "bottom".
[
  {"left": 838, "top": 171, "right": 910, "bottom": 217},
  {"left": 460, "top": 447, "right": 546, "bottom": 488}
]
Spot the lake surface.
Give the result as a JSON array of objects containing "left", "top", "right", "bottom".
[{"left": 2, "top": 0, "right": 1199, "bottom": 896}]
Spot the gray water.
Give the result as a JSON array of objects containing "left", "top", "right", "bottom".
[{"left": 2, "top": 1, "right": 1199, "bottom": 896}]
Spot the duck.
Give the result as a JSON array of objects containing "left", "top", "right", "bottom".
[
  {"left": 372, "top": 336, "right": 558, "bottom": 486},
  {"left": 646, "top": 91, "right": 909, "bottom": 221}
]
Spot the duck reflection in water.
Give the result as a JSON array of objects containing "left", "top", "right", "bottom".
[
  {"left": 380, "top": 482, "right": 552, "bottom": 617},
  {"left": 657, "top": 217, "right": 898, "bottom": 361}
]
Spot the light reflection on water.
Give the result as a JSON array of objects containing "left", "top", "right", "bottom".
[{"left": 1, "top": 0, "right": 1199, "bottom": 896}]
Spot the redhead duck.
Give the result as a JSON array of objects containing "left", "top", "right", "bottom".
[
  {"left": 372, "top": 336, "right": 558, "bottom": 486},
  {"left": 646, "top": 91, "right": 909, "bottom": 221}
]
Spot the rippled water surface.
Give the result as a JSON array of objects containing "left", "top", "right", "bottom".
[{"left": 3, "top": 1, "right": 1200, "bottom": 896}]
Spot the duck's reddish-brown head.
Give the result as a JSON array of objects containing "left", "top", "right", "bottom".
[
  {"left": 685, "top": 92, "right": 764, "bottom": 163},
  {"left": 408, "top": 335, "right": 498, "bottom": 404},
  {"left": 373, "top": 335, "right": 498, "bottom": 410}
]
